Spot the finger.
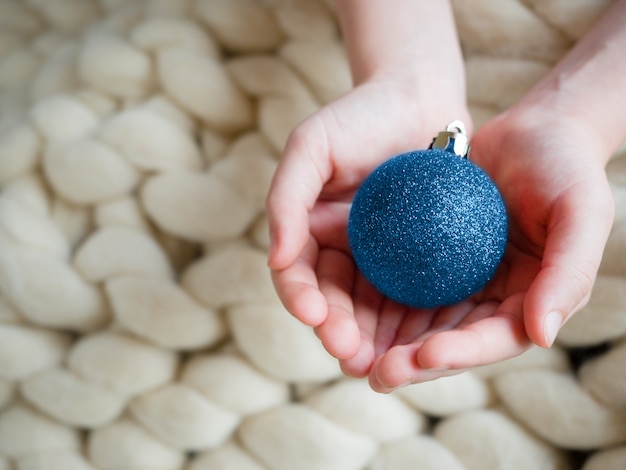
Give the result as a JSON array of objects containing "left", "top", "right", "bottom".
[
  {"left": 315, "top": 249, "right": 360, "bottom": 360},
  {"left": 392, "top": 307, "right": 436, "bottom": 346},
  {"left": 412, "top": 300, "right": 476, "bottom": 343},
  {"left": 309, "top": 201, "right": 351, "bottom": 251},
  {"left": 455, "top": 300, "right": 501, "bottom": 328},
  {"left": 416, "top": 292, "right": 530, "bottom": 370},
  {"left": 373, "top": 300, "right": 410, "bottom": 356},
  {"left": 339, "top": 275, "right": 382, "bottom": 377},
  {"left": 271, "top": 236, "right": 327, "bottom": 327},
  {"left": 524, "top": 180, "right": 614, "bottom": 347},
  {"left": 266, "top": 121, "right": 331, "bottom": 271},
  {"left": 371, "top": 301, "right": 503, "bottom": 391},
  {"left": 369, "top": 344, "right": 468, "bottom": 393}
]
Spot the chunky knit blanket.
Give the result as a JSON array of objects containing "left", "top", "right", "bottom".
[{"left": 1, "top": 0, "right": 626, "bottom": 469}]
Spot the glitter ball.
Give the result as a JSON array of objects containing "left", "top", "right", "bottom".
[{"left": 347, "top": 149, "right": 508, "bottom": 309}]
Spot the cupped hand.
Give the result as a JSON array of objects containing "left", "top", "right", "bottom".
[
  {"left": 470, "top": 109, "right": 615, "bottom": 349},
  {"left": 365, "top": 107, "right": 615, "bottom": 392},
  {"left": 268, "top": 80, "right": 614, "bottom": 393},
  {"left": 363, "top": 0, "right": 625, "bottom": 391},
  {"left": 266, "top": 75, "right": 471, "bottom": 368}
]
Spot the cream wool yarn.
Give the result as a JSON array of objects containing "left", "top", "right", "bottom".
[
  {"left": 452, "top": 0, "right": 572, "bottom": 62},
  {"left": 141, "top": 171, "right": 258, "bottom": 242},
  {"left": 579, "top": 341, "right": 626, "bottom": 409},
  {"left": 0, "top": 402, "right": 80, "bottom": 457},
  {"left": 130, "top": 16, "right": 221, "bottom": 55},
  {"left": 583, "top": 446, "right": 626, "bottom": 470},
  {"left": 156, "top": 47, "right": 253, "bottom": 133},
  {"left": 2, "top": 176, "right": 53, "bottom": 218},
  {"left": 227, "top": 300, "right": 342, "bottom": 382},
  {"left": 0, "top": 195, "right": 70, "bottom": 257},
  {"left": 181, "top": 244, "right": 277, "bottom": 309},
  {"left": 304, "top": 378, "right": 426, "bottom": 443},
  {"left": 43, "top": 137, "right": 140, "bottom": 205},
  {"left": 29, "top": 43, "right": 80, "bottom": 103},
  {"left": 73, "top": 226, "right": 173, "bottom": 281},
  {"left": 87, "top": 417, "right": 184, "bottom": 470},
  {"left": 0, "top": 123, "right": 40, "bottom": 184},
  {"left": 78, "top": 31, "right": 152, "bottom": 99},
  {"left": 0, "top": 295, "right": 20, "bottom": 323},
  {"left": 94, "top": 196, "right": 151, "bottom": 232},
  {"left": 66, "top": 330, "right": 177, "bottom": 396},
  {"left": 226, "top": 54, "right": 323, "bottom": 151},
  {"left": 603, "top": 216, "right": 626, "bottom": 271},
  {"left": 29, "top": 94, "right": 99, "bottom": 142},
  {"left": 181, "top": 353, "right": 289, "bottom": 415},
  {"left": 128, "top": 383, "right": 241, "bottom": 450},
  {"left": 188, "top": 440, "right": 266, "bottom": 470},
  {"left": 434, "top": 409, "right": 571, "bottom": 470},
  {"left": 494, "top": 370, "right": 626, "bottom": 449},
  {"left": 394, "top": 372, "right": 493, "bottom": 417},
  {"left": 15, "top": 451, "right": 97, "bottom": 470},
  {"left": 20, "top": 367, "right": 127, "bottom": 428},
  {"left": 367, "top": 435, "right": 467, "bottom": 470},
  {"left": 194, "top": 0, "right": 284, "bottom": 53},
  {"left": 98, "top": 107, "right": 203, "bottom": 171},
  {"left": 556, "top": 275, "right": 626, "bottom": 347},
  {"left": 0, "top": 379, "right": 14, "bottom": 411},
  {"left": 105, "top": 276, "right": 227, "bottom": 350},
  {"left": 0, "top": 324, "right": 70, "bottom": 380},
  {"left": 238, "top": 404, "right": 379, "bottom": 470},
  {"left": 0, "top": 247, "right": 108, "bottom": 331},
  {"left": 2, "top": 0, "right": 626, "bottom": 469}
]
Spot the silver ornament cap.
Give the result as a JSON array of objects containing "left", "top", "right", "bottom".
[{"left": 429, "top": 120, "right": 470, "bottom": 158}]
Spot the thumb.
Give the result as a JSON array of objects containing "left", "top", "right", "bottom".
[
  {"left": 523, "top": 177, "right": 614, "bottom": 347},
  {"left": 266, "top": 120, "right": 330, "bottom": 271}
]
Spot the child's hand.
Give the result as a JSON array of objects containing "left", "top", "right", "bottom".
[
  {"left": 364, "top": 107, "right": 615, "bottom": 392},
  {"left": 267, "top": 0, "right": 471, "bottom": 382},
  {"left": 267, "top": 75, "right": 471, "bottom": 364},
  {"left": 268, "top": 0, "right": 626, "bottom": 392},
  {"left": 366, "top": 0, "right": 626, "bottom": 390}
]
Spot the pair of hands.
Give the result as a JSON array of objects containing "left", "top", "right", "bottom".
[
  {"left": 266, "top": 0, "right": 626, "bottom": 391},
  {"left": 266, "top": 76, "right": 614, "bottom": 392}
]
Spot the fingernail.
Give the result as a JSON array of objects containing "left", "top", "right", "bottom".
[{"left": 544, "top": 311, "right": 562, "bottom": 347}]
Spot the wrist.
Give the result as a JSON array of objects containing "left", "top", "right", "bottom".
[
  {"left": 363, "top": 72, "right": 473, "bottom": 148},
  {"left": 510, "top": 0, "right": 626, "bottom": 162},
  {"left": 493, "top": 99, "right": 614, "bottom": 173},
  {"left": 511, "top": 88, "right": 624, "bottom": 165},
  {"left": 335, "top": 0, "right": 464, "bottom": 86},
  {"left": 333, "top": 0, "right": 471, "bottom": 143}
]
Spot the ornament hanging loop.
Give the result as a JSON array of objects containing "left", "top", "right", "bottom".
[{"left": 429, "top": 120, "right": 470, "bottom": 159}]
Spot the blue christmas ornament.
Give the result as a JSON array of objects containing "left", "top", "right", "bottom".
[{"left": 348, "top": 121, "right": 508, "bottom": 309}]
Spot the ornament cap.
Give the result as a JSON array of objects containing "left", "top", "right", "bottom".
[{"left": 429, "top": 120, "right": 470, "bottom": 158}]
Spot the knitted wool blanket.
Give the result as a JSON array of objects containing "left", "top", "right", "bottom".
[{"left": 1, "top": 1, "right": 625, "bottom": 469}]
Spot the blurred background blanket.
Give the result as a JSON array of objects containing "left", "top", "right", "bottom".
[{"left": 1, "top": 1, "right": 626, "bottom": 469}]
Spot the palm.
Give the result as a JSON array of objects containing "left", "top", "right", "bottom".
[
  {"left": 474, "top": 114, "right": 614, "bottom": 322},
  {"left": 310, "top": 195, "right": 535, "bottom": 391},
  {"left": 311, "top": 112, "right": 612, "bottom": 392},
  {"left": 268, "top": 79, "right": 470, "bottom": 321},
  {"left": 270, "top": 82, "right": 613, "bottom": 391}
]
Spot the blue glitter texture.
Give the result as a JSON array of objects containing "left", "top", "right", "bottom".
[{"left": 348, "top": 149, "right": 508, "bottom": 309}]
